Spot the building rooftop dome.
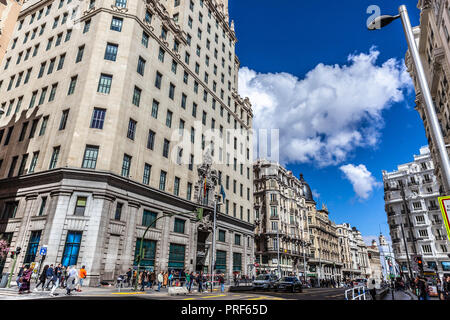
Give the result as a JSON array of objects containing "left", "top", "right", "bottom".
[{"left": 300, "top": 173, "right": 314, "bottom": 202}]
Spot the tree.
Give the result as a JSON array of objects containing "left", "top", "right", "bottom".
[{"left": 0, "top": 239, "right": 9, "bottom": 260}]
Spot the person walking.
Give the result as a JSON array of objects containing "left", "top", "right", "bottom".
[
  {"left": 168, "top": 271, "right": 174, "bottom": 287},
  {"left": 367, "top": 278, "right": 377, "bottom": 300},
  {"left": 443, "top": 275, "right": 450, "bottom": 300},
  {"left": 157, "top": 271, "right": 164, "bottom": 292},
  {"left": 138, "top": 271, "right": 145, "bottom": 291},
  {"left": 50, "top": 264, "right": 62, "bottom": 296},
  {"left": 18, "top": 265, "right": 33, "bottom": 295},
  {"left": 65, "top": 266, "right": 78, "bottom": 295},
  {"left": 197, "top": 272, "right": 203, "bottom": 293},
  {"left": 219, "top": 273, "right": 225, "bottom": 293},
  {"left": 186, "top": 272, "right": 191, "bottom": 290},
  {"left": 16, "top": 265, "right": 25, "bottom": 290},
  {"left": 44, "top": 264, "right": 55, "bottom": 290},
  {"left": 77, "top": 265, "right": 87, "bottom": 292},
  {"left": 163, "top": 271, "right": 168, "bottom": 288},
  {"left": 126, "top": 268, "right": 132, "bottom": 287},
  {"left": 34, "top": 265, "right": 49, "bottom": 291},
  {"left": 415, "top": 276, "right": 430, "bottom": 300},
  {"left": 150, "top": 271, "right": 156, "bottom": 290}
]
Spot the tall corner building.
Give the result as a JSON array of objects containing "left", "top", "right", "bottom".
[
  {"left": 0, "top": 0, "right": 25, "bottom": 64},
  {"left": 0, "top": 0, "right": 254, "bottom": 285},
  {"left": 406, "top": 0, "right": 450, "bottom": 194},
  {"left": 382, "top": 146, "right": 450, "bottom": 279}
]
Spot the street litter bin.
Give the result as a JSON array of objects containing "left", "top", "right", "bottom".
[{"left": 0, "top": 273, "right": 9, "bottom": 288}]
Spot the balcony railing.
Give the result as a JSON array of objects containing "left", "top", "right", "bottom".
[
  {"left": 435, "top": 235, "right": 447, "bottom": 241},
  {"left": 432, "top": 220, "right": 442, "bottom": 225},
  {"left": 401, "top": 209, "right": 411, "bottom": 215},
  {"left": 393, "top": 238, "right": 401, "bottom": 244},
  {"left": 387, "top": 211, "right": 396, "bottom": 217},
  {"left": 428, "top": 206, "right": 439, "bottom": 211}
]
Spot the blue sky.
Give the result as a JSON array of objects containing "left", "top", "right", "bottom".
[{"left": 230, "top": 0, "right": 427, "bottom": 242}]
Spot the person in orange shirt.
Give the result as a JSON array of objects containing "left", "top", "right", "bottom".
[{"left": 77, "top": 266, "right": 87, "bottom": 292}]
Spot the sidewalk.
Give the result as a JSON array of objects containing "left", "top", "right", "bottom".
[
  {"left": 382, "top": 289, "right": 418, "bottom": 300},
  {"left": 0, "top": 283, "right": 231, "bottom": 300}
]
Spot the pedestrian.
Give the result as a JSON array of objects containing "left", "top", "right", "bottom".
[
  {"left": 198, "top": 272, "right": 204, "bottom": 293},
  {"left": 18, "top": 265, "right": 33, "bottom": 295},
  {"left": 437, "top": 278, "right": 444, "bottom": 300},
  {"left": 139, "top": 271, "right": 145, "bottom": 291},
  {"left": 168, "top": 270, "right": 174, "bottom": 287},
  {"left": 50, "top": 264, "right": 62, "bottom": 296},
  {"left": 16, "top": 265, "right": 25, "bottom": 289},
  {"left": 443, "top": 276, "right": 450, "bottom": 300},
  {"left": 65, "top": 266, "right": 78, "bottom": 295},
  {"left": 126, "top": 268, "right": 132, "bottom": 287},
  {"left": 219, "top": 273, "right": 225, "bottom": 293},
  {"left": 61, "top": 266, "right": 67, "bottom": 288},
  {"left": 157, "top": 271, "right": 164, "bottom": 292},
  {"left": 44, "top": 264, "right": 55, "bottom": 290},
  {"left": 367, "top": 278, "right": 376, "bottom": 300},
  {"left": 150, "top": 271, "right": 156, "bottom": 290},
  {"left": 35, "top": 265, "right": 49, "bottom": 291},
  {"left": 163, "top": 271, "right": 168, "bottom": 288},
  {"left": 186, "top": 272, "right": 191, "bottom": 290},
  {"left": 189, "top": 272, "right": 194, "bottom": 293},
  {"left": 77, "top": 265, "right": 87, "bottom": 292},
  {"left": 415, "top": 276, "right": 429, "bottom": 300}
]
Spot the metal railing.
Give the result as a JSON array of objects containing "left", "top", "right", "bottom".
[{"left": 345, "top": 286, "right": 367, "bottom": 300}]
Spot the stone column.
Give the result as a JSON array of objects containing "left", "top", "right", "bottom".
[
  {"left": 14, "top": 193, "right": 38, "bottom": 269},
  {"left": 158, "top": 214, "right": 171, "bottom": 271},
  {"left": 44, "top": 190, "right": 73, "bottom": 266},
  {"left": 121, "top": 201, "right": 140, "bottom": 272},
  {"left": 83, "top": 192, "right": 115, "bottom": 286}
]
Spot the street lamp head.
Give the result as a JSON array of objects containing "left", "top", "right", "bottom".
[
  {"left": 367, "top": 14, "right": 401, "bottom": 31},
  {"left": 0, "top": 109, "right": 4, "bottom": 115}
]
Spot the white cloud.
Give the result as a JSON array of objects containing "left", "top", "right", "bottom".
[
  {"left": 339, "top": 164, "right": 381, "bottom": 200},
  {"left": 239, "top": 48, "right": 413, "bottom": 166}
]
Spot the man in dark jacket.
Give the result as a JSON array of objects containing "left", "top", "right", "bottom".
[
  {"left": 444, "top": 275, "right": 450, "bottom": 300},
  {"left": 44, "top": 264, "right": 55, "bottom": 290}
]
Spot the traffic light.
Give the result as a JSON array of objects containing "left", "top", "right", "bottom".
[
  {"left": 16, "top": 247, "right": 21, "bottom": 255},
  {"left": 10, "top": 251, "right": 15, "bottom": 259},
  {"left": 417, "top": 258, "right": 424, "bottom": 273}
]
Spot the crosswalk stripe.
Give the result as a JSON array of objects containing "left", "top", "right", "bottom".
[{"left": 200, "top": 294, "right": 227, "bottom": 299}]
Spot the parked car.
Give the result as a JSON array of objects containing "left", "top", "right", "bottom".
[
  {"left": 274, "top": 277, "right": 303, "bottom": 293},
  {"left": 253, "top": 274, "right": 278, "bottom": 290}
]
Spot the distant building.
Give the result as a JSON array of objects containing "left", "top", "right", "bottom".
[
  {"left": 0, "top": 0, "right": 24, "bottom": 64},
  {"left": 378, "top": 234, "right": 400, "bottom": 281},
  {"left": 367, "top": 240, "right": 383, "bottom": 281},
  {"left": 382, "top": 146, "right": 449, "bottom": 279}
]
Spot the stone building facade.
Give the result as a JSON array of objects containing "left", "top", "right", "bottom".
[
  {"left": 0, "top": 0, "right": 254, "bottom": 285},
  {"left": 307, "top": 204, "right": 343, "bottom": 284},
  {"left": 336, "top": 223, "right": 362, "bottom": 280},
  {"left": 0, "top": 0, "right": 24, "bottom": 64},
  {"left": 367, "top": 240, "right": 383, "bottom": 281},
  {"left": 383, "top": 146, "right": 450, "bottom": 279},
  {"left": 406, "top": 0, "right": 450, "bottom": 193},
  {"left": 253, "top": 160, "right": 311, "bottom": 278}
]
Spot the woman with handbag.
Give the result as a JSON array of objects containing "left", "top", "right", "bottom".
[{"left": 18, "top": 265, "right": 33, "bottom": 294}]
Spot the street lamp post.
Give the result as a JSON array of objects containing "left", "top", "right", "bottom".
[
  {"left": 134, "top": 212, "right": 176, "bottom": 292},
  {"left": 210, "top": 194, "right": 218, "bottom": 293},
  {"left": 368, "top": 5, "right": 450, "bottom": 193}
]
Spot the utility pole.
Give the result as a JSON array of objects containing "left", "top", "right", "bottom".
[
  {"left": 277, "top": 222, "right": 281, "bottom": 278},
  {"left": 399, "top": 182, "right": 415, "bottom": 281},
  {"left": 210, "top": 194, "right": 217, "bottom": 293}
]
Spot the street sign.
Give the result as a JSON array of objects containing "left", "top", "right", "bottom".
[
  {"left": 39, "top": 246, "right": 47, "bottom": 256},
  {"left": 438, "top": 196, "right": 450, "bottom": 241}
]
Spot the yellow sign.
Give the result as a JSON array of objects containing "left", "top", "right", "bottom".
[{"left": 437, "top": 196, "right": 450, "bottom": 241}]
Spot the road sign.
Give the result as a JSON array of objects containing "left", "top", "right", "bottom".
[
  {"left": 39, "top": 246, "right": 47, "bottom": 256},
  {"left": 438, "top": 196, "right": 450, "bottom": 241}
]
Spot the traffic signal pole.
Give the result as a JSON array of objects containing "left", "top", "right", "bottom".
[{"left": 7, "top": 252, "right": 18, "bottom": 288}]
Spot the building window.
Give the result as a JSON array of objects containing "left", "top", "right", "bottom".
[
  {"left": 83, "top": 20, "right": 91, "bottom": 33},
  {"left": 38, "top": 197, "right": 47, "bottom": 216},
  {"left": 90, "top": 108, "right": 106, "bottom": 129},
  {"left": 216, "top": 250, "right": 226, "bottom": 272},
  {"left": 59, "top": 109, "right": 69, "bottom": 130},
  {"left": 147, "top": 130, "right": 155, "bottom": 150},
  {"left": 24, "top": 231, "right": 41, "bottom": 264},
  {"left": 218, "top": 230, "right": 226, "bottom": 242},
  {"left": 168, "top": 244, "right": 185, "bottom": 269},
  {"left": 143, "top": 163, "right": 151, "bottom": 185},
  {"left": 61, "top": 231, "right": 82, "bottom": 266},
  {"left": 174, "top": 218, "right": 185, "bottom": 234},
  {"left": 155, "top": 72, "right": 162, "bottom": 89},
  {"left": 134, "top": 239, "right": 156, "bottom": 267},
  {"left": 159, "top": 171, "right": 167, "bottom": 190},
  {"left": 114, "top": 203, "right": 123, "bottom": 221},
  {"left": 233, "top": 252, "right": 242, "bottom": 271},
  {"left": 235, "top": 233, "right": 241, "bottom": 246},
  {"left": 142, "top": 210, "right": 158, "bottom": 228},
  {"left": 49, "top": 146, "right": 60, "bottom": 169},
  {"left": 163, "top": 139, "right": 170, "bottom": 158},
  {"left": 39, "top": 117, "right": 48, "bottom": 136},
  {"left": 169, "top": 83, "right": 175, "bottom": 100},
  {"left": 67, "top": 76, "right": 77, "bottom": 95},
  {"left": 166, "top": 110, "right": 173, "bottom": 128},
  {"left": 142, "top": 32, "right": 149, "bottom": 47},
  {"left": 74, "top": 196, "right": 87, "bottom": 216},
  {"left": 137, "top": 57, "right": 146, "bottom": 75},
  {"left": 29, "top": 152, "right": 39, "bottom": 173},
  {"left": 115, "top": 0, "right": 127, "bottom": 8},
  {"left": 132, "top": 86, "right": 141, "bottom": 107},
  {"left": 1, "top": 201, "right": 19, "bottom": 220},
  {"left": 82, "top": 145, "right": 99, "bottom": 169},
  {"left": 187, "top": 182, "right": 192, "bottom": 200},
  {"left": 121, "top": 154, "right": 131, "bottom": 177},
  {"left": 104, "top": 43, "right": 118, "bottom": 61},
  {"left": 97, "top": 74, "right": 112, "bottom": 94},
  {"left": 76, "top": 45, "right": 85, "bottom": 63},
  {"left": 110, "top": 17, "right": 123, "bottom": 32}
]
